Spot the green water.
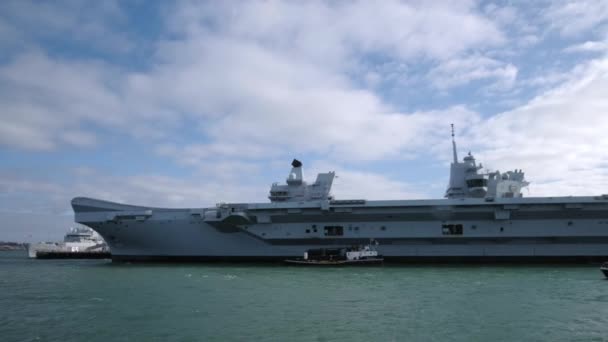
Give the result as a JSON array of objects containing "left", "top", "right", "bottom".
[{"left": 1, "top": 251, "right": 607, "bottom": 342}]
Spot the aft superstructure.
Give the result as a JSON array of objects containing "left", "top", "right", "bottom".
[{"left": 445, "top": 124, "right": 529, "bottom": 199}]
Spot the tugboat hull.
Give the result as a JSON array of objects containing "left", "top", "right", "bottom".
[{"left": 284, "top": 258, "right": 384, "bottom": 266}]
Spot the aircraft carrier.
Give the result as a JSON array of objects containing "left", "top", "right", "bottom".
[{"left": 72, "top": 128, "right": 608, "bottom": 262}]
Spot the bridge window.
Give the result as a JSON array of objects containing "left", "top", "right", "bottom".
[
  {"left": 324, "top": 226, "right": 344, "bottom": 236},
  {"left": 466, "top": 179, "right": 487, "bottom": 187},
  {"left": 442, "top": 224, "right": 463, "bottom": 235}
]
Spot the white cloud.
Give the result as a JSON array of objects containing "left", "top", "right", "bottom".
[
  {"left": 0, "top": 51, "right": 183, "bottom": 150},
  {"left": 466, "top": 57, "right": 608, "bottom": 196},
  {"left": 308, "top": 161, "right": 432, "bottom": 200},
  {"left": 0, "top": 116, "right": 56, "bottom": 151},
  {"left": 545, "top": 0, "right": 608, "bottom": 37},
  {"left": 166, "top": 0, "right": 504, "bottom": 65},
  {"left": 0, "top": 52, "right": 118, "bottom": 149},
  {"left": 523, "top": 70, "right": 573, "bottom": 89},
  {"left": 0, "top": 174, "right": 63, "bottom": 195},
  {"left": 564, "top": 40, "right": 608, "bottom": 53},
  {"left": 483, "top": 3, "right": 541, "bottom": 50},
  {"left": 518, "top": 34, "right": 541, "bottom": 48},
  {"left": 0, "top": 1, "right": 503, "bottom": 157},
  {"left": 428, "top": 55, "right": 518, "bottom": 90},
  {"left": 0, "top": 0, "right": 133, "bottom": 53},
  {"left": 127, "top": 0, "right": 497, "bottom": 161}
]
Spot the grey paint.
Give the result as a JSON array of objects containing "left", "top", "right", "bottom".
[{"left": 71, "top": 131, "right": 608, "bottom": 260}]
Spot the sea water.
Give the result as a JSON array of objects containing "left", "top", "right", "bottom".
[{"left": 1, "top": 251, "right": 607, "bottom": 341}]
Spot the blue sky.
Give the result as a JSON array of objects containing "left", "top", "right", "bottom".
[{"left": 1, "top": 0, "right": 608, "bottom": 242}]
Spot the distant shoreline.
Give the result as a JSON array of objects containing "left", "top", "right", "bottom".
[{"left": 0, "top": 242, "right": 26, "bottom": 251}]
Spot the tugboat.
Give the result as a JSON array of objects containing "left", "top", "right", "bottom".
[
  {"left": 285, "top": 240, "right": 383, "bottom": 266},
  {"left": 601, "top": 262, "right": 608, "bottom": 278}
]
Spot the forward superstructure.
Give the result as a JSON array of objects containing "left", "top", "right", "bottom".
[{"left": 72, "top": 127, "right": 608, "bottom": 262}]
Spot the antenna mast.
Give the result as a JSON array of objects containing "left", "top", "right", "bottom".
[{"left": 451, "top": 124, "right": 458, "bottom": 163}]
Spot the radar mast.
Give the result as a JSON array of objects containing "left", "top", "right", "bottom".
[{"left": 451, "top": 124, "right": 458, "bottom": 164}]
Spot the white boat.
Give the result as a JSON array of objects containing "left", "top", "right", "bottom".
[{"left": 27, "top": 226, "right": 109, "bottom": 259}]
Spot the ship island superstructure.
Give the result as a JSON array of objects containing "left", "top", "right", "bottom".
[{"left": 72, "top": 127, "right": 608, "bottom": 262}]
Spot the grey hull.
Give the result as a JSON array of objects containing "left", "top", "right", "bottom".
[{"left": 72, "top": 195, "right": 608, "bottom": 263}]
